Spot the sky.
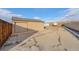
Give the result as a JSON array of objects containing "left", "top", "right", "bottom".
[{"left": 0, "top": 8, "right": 79, "bottom": 22}]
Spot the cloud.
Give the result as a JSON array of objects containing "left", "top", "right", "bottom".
[
  {"left": 60, "top": 8, "right": 79, "bottom": 21},
  {"left": 33, "top": 17, "right": 53, "bottom": 22},
  {"left": 33, "top": 16, "right": 41, "bottom": 19},
  {"left": 33, "top": 9, "right": 79, "bottom": 22},
  {"left": 65, "top": 8, "right": 79, "bottom": 16},
  {"left": 53, "top": 8, "right": 79, "bottom": 22},
  {"left": 0, "top": 9, "right": 24, "bottom": 22}
]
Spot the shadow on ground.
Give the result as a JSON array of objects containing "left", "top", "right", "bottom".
[{"left": 0, "top": 24, "right": 38, "bottom": 51}]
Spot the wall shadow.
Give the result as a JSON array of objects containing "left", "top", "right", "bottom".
[
  {"left": 63, "top": 25, "right": 79, "bottom": 40},
  {"left": 0, "top": 24, "right": 38, "bottom": 51}
]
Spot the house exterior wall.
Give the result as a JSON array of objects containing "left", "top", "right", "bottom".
[
  {"left": 64, "top": 22, "right": 79, "bottom": 31},
  {"left": 12, "top": 21, "right": 44, "bottom": 33},
  {"left": 13, "top": 21, "right": 28, "bottom": 33},
  {"left": 27, "top": 22, "right": 44, "bottom": 31}
]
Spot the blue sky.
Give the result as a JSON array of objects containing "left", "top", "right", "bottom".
[
  {"left": 6, "top": 8, "right": 68, "bottom": 21},
  {"left": 6, "top": 8, "right": 68, "bottom": 18},
  {"left": 0, "top": 8, "right": 79, "bottom": 22}
]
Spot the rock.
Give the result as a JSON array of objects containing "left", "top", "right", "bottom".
[{"left": 30, "top": 46, "right": 39, "bottom": 51}]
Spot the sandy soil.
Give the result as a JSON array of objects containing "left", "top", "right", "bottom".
[
  {"left": 0, "top": 30, "right": 37, "bottom": 51},
  {"left": 10, "top": 26, "right": 79, "bottom": 51}
]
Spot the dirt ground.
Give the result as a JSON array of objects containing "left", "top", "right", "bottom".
[
  {"left": 9, "top": 26, "right": 79, "bottom": 51},
  {"left": 0, "top": 30, "right": 37, "bottom": 51}
]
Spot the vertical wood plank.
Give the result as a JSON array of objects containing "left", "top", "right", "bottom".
[{"left": 0, "top": 19, "right": 12, "bottom": 47}]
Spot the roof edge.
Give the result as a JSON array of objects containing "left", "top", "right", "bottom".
[{"left": 12, "top": 17, "right": 44, "bottom": 23}]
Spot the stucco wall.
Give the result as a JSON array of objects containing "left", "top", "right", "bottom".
[
  {"left": 64, "top": 22, "right": 79, "bottom": 31},
  {"left": 27, "top": 22, "right": 44, "bottom": 31},
  {"left": 13, "top": 21, "right": 44, "bottom": 33}
]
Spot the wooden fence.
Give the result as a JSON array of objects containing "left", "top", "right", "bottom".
[{"left": 0, "top": 19, "right": 12, "bottom": 47}]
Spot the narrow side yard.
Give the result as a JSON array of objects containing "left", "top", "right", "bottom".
[{"left": 10, "top": 27, "right": 79, "bottom": 51}]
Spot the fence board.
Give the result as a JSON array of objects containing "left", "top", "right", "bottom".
[{"left": 0, "top": 19, "right": 12, "bottom": 47}]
